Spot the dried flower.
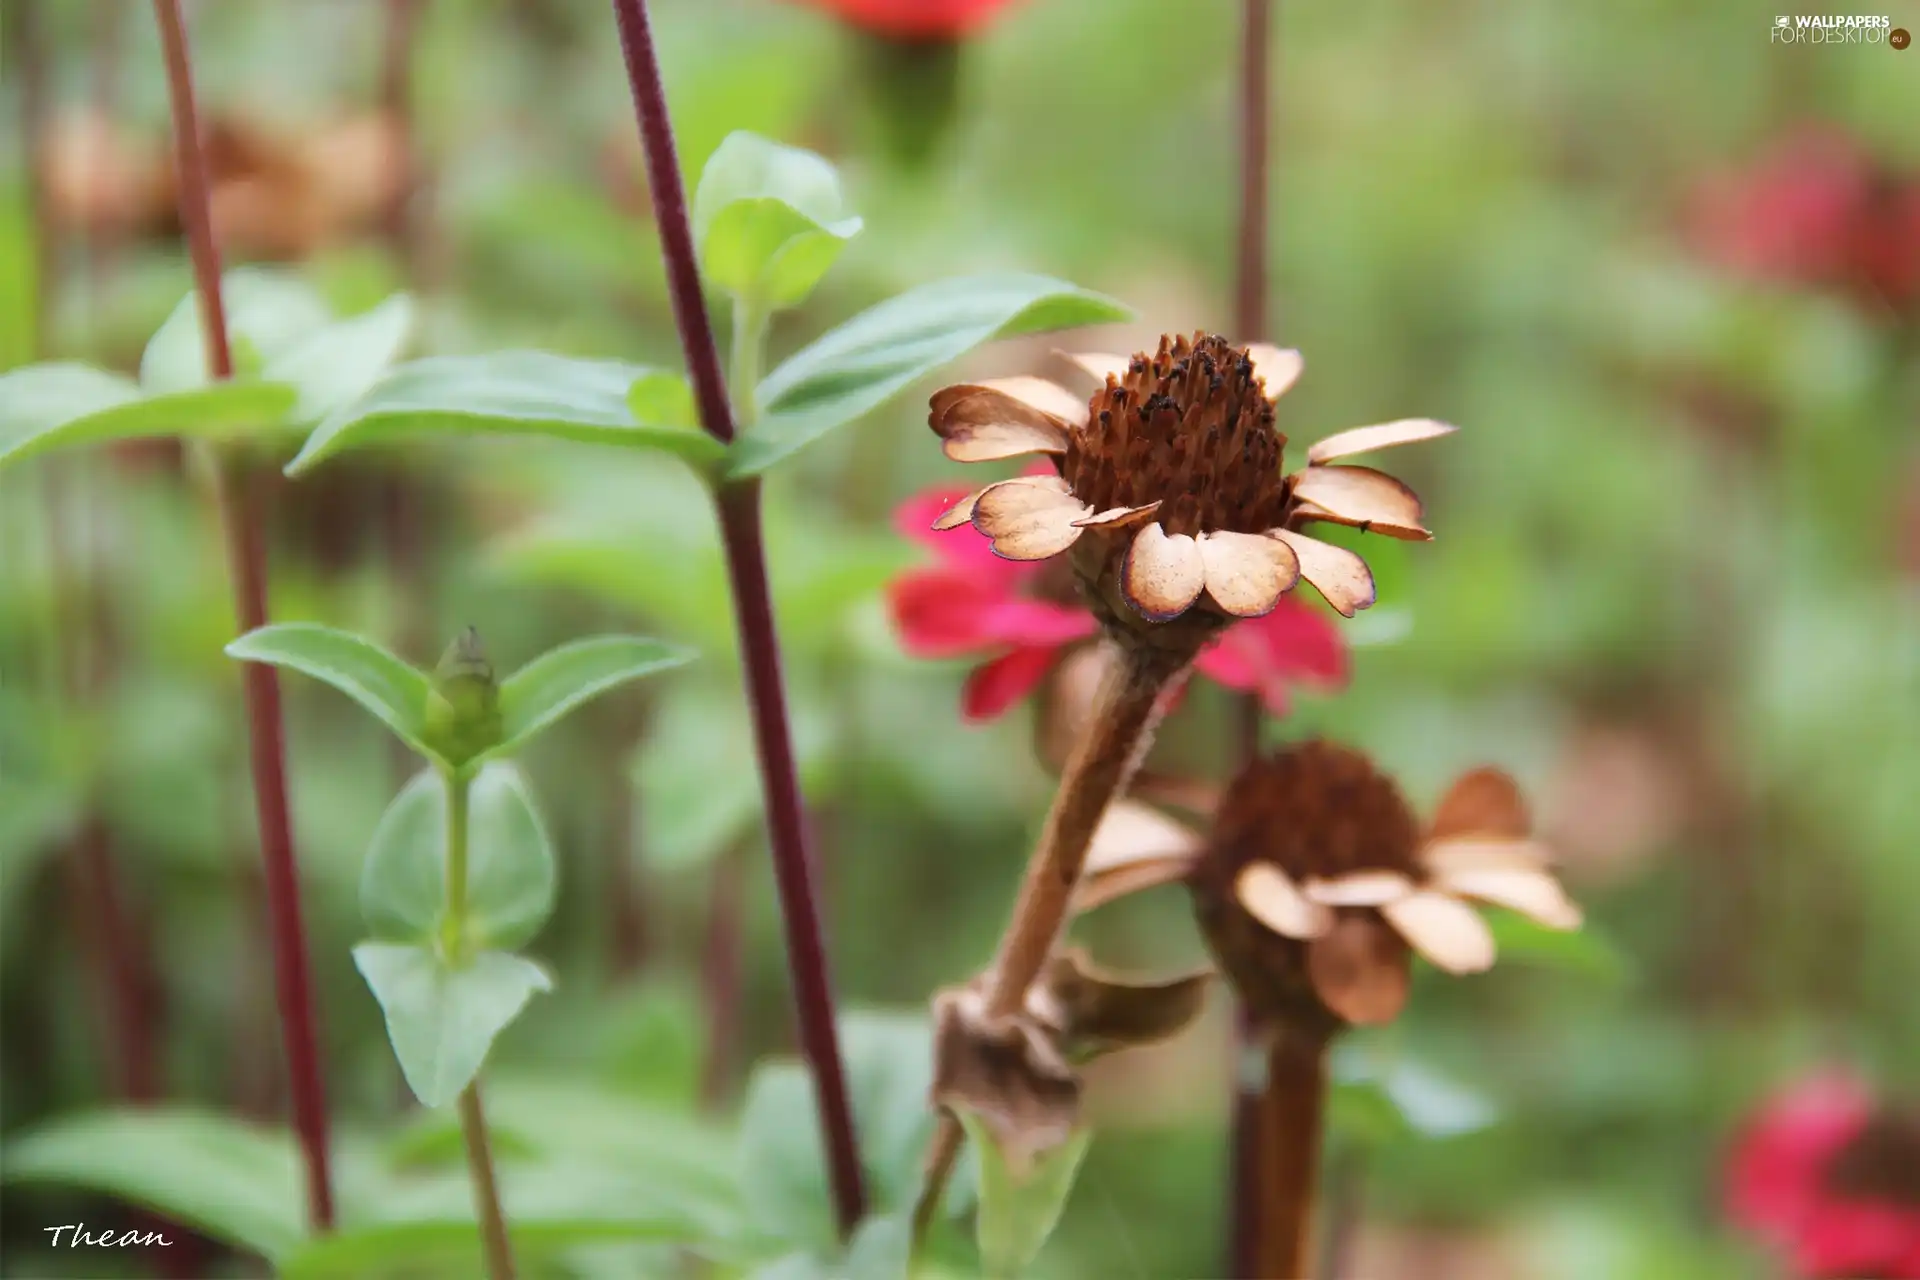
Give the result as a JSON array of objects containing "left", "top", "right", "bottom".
[
  {"left": 889, "top": 480, "right": 1347, "bottom": 721},
  {"left": 1080, "top": 743, "right": 1581, "bottom": 1032},
  {"left": 926, "top": 334, "right": 1452, "bottom": 657},
  {"left": 1727, "top": 1073, "right": 1920, "bottom": 1279},
  {"left": 930, "top": 948, "right": 1211, "bottom": 1172}
]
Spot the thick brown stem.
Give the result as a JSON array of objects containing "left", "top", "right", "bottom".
[
  {"left": 1249, "top": 1028, "right": 1327, "bottom": 1279},
  {"left": 914, "top": 641, "right": 1190, "bottom": 1241},
  {"left": 459, "top": 1083, "right": 518, "bottom": 1280},
  {"left": 152, "top": 0, "right": 335, "bottom": 1228}
]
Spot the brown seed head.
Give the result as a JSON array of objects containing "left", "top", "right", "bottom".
[
  {"left": 1063, "top": 332, "right": 1290, "bottom": 539},
  {"left": 1190, "top": 741, "right": 1422, "bottom": 1035}
]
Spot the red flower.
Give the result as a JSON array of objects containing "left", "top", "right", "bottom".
[
  {"left": 1726, "top": 1072, "right": 1920, "bottom": 1278},
  {"left": 789, "top": 0, "right": 1023, "bottom": 40},
  {"left": 888, "top": 481, "right": 1348, "bottom": 722},
  {"left": 1690, "top": 127, "right": 1920, "bottom": 310}
]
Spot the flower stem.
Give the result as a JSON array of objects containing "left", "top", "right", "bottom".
[
  {"left": 914, "top": 641, "right": 1189, "bottom": 1242},
  {"left": 608, "top": 0, "right": 866, "bottom": 1236},
  {"left": 1231, "top": 3, "right": 1278, "bottom": 1274},
  {"left": 1249, "top": 1028, "right": 1328, "bottom": 1279},
  {"left": 151, "top": 0, "right": 334, "bottom": 1231},
  {"left": 441, "top": 770, "right": 517, "bottom": 1279},
  {"left": 459, "top": 1083, "right": 517, "bottom": 1280}
]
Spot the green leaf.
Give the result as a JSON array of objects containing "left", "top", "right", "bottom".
[
  {"left": 628, "top": 370, "right": 697, "bottom": 429},
  {"left": 840, "top": 1013, "right": 937, "bottom": 1209},
  {"left": 738, "top": 1063, "right": 836, "bottom": 1251},
  {"left": 287, "top": 351, "right": 727, "bottom": 476},
  {"left": 0, "top": 1109, "right": 308, "bottom": 1260},
  {"left": 728, "top": 272, "right": 1130, "bottom": 477},
  {"left": 280, "top": 1163, "right": 727, "bottom": 1278},
  {"left": 140, "top": 267, "right": 333, "bottom": 394},
  {"left": 226, "top": 623, "right": 437, "bottom": 762},
  {"left": 0, "top": 368, "right": 298, "bottom": 469},
  {"left": 1488, "top": 910, "right": 1632, "bottom": 985},
  {"left": 353, "top": 942, "right": 553, "bottom": 1107},
  {"left": 955, "top": 1108, "right": 1092, "bottom": 1279},
  {"left": 1330, "top": 1046, "right": 1499, "bottom": 1146},
  {"left": 361, "top": 763, "right": 557, "bottom": 951},
  {"left": 261, "top": 292, "right": 416, "bottom": 424},
  {"left": 495, "top": 635, "right": 696, "bottom": 760},
  {"left": 845, "top": 1212, "right": 913, "bottom": 1280},
  {"left": 692, "top": 132, "right": 862, "bottom": 310}
]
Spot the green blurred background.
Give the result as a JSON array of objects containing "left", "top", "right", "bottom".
[{"left": 2, "top": 0, "right": 1917, "bottom": 1276}]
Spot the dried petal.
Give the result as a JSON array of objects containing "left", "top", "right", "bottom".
[
  {"left": 1422, "top": 837, "right": 1554, "bottom": 876},
  {"left": 972, "top": 478, "right": 1091, "bottom": 561},
  {"left": 931, "top": 987, "right": 1079, "bottom": 1175},
  {"left": 1076, "top": 800, "right": 1203, "bottom": 912},
  {"left": 942, "top": 419, "right": 1073, "bottom": 464},
  {"left": 1305, "top": 418, "right": 1457, "bottom": 465},
  {"left": 932, "top": 377, "right": 1088, "bottom": 432},
  {"left": 1072, "top": 502, "right": 1162, "bottom": 529},
  {"left": 1303, "top": 870, "right": 1415, "bottom": 907},
  {"left": 933, "top": 486, "right": 993, "bottom": 531},
  {"left": 1268, "top": 529, "right": 1377, "bottom": 616},
  {"left": 1198, "top": 530, "right": 1300, "bottom": 618},
  {"left": 1289, "top": 466, "right": 1431, "bottom": 541},
  {"left": 1306, "top": 915, "right": 1411, "bottom": 1025},
  {"left": 1234, "top": 863, "right": 1332, "bottom": 939},
  {"left": 1245, "top": 344, "right": 1305, "bottom": 400},
  {"left": 1120, "top": 523, "right": 1206, "bottom": 621},
  {"left": 1440, "top": 866, "right": 1583, "bottom": 930},
  {"left": 1429, "top": 767, "right": 1530, "bottom": 840},
  {"left": 1034, "top": 949, "right": 1212, "bottom": 1058},
  {"left": 1062, "top": 351, "right": 1131, "bottom": 384},
  {"left": 1381, "top": 892, "right": 1496, "bottom": 974}
]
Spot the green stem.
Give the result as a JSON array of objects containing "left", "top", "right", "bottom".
[
  {"left": 442, "top": 769, "right": 515, "bottom": 1280},
  {"left": 729, "top": 298, "right": 766, "bottom": 426}
]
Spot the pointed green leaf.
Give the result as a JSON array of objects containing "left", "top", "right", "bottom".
[
  {"left": 0, "top": 370, "right": 297, "bottom": 469},
  {"left": 494, "top": 635, "right": 696, "bottom": 760},
  {"left": 738, "top": 1063, "right": 836, "bottom": 1251},
  {"left": 286, "top": 352, "right": 727, "bottom": 476},
  {"left": 627, "top": 370, "right": 697, "bottom": 429},
  {"left": 955, "top": 1108, "right": 1092, "bottom": 1279},
  {"left": 0, "top": 1109, "right": 308, "bottom": 1260},
  {"left": 262, "top": 292, "right": 416, "bottom": 424},
  {"left": 361, "top": 764, "right": 557, "bottom": 951},
  {"left": 692, "top": 132, "right": 861, "bottom": 310},
  {"left": 1487, "top": 910, "right": 1631, "bottom": 984},
  {"left": 141, "top": 267, "right": 334, "bottom": 394},
  {"left": 845, "top": 1212, "right": 913, "bottom": 1280},
  {"left": 227, "top": 624, "right": 436, "bottom": 762},
  {"left": 727, "top": 273, "right": 1130, "bottom": 477},
  {"left": 353, "top": 942, "right": 553, "bottom": 1107}
]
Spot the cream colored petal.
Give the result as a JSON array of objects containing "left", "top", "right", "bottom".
[
  {"left": 1429, "top": 768, "right": 1531, "bottom": 840},
  {"left": 1084, "top": 800, "right": 1205, "bottom": 877},
  {"left": 931, "top": 377, "right": 1088, "bottom": 431},
  {"left": 1268, "top": 529, "right": 1376, "bottom": 616},
  {"left": 1074, "top": 856, "right": 1198, "bottom": 914},
  {"left": 943, "top": 419, "right": 1071, "bottom": 463},
  {"left": 1422, "top": 837, "right": 1554, "bottom": 876},
  {"left": 1304, "top": 870, "right": 1415, "bottom": 907},
  {"left": 1440, "top": 866, "right": 1583, "bottom": 930},
  {"left": 932, "top": 486, "right": 992, "bottom": 531},
  {"left": 1307, "top": 916, "right": 1411, "bottom": 1026},
  {"left": 1063, "top": 351, "right": 1131, "bottom": 384},
  {"left": 1306, "top": 418, "right": 1458, "bottom": 465},
  {"left": 1381, "top": 892, "right": 1496, "bottom": 974},
  {"left": 970, "top": 478, "right": 1090, "bottom": 561},
  {"left": 1234, "top": 863, "right": 1332, "bottom": 940},
  {"left": 1289, "top": 466, "right": 1431, "bottom": 541},
  {"left": 1245, "top": 343, "right": 1304, "bottom": 400},
  {"left": 1071, "top": 501, "right": 1161, "bottom": 529},
  {"left": 1198, "top": 530, "right": 1300, "bottom": 618},
  {"left": 1121, "top": 522, "right": 1205, "bottom": 620}
]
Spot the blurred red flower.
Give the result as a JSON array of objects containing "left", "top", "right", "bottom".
[
  {"left": 1691, "top": 127, "right": 1920, "bottom": 311},
  {"left": 1726, "top": 1073, "right": 1920, "bottom": 1279},
  {"left": 888, "top": 481, "right": 1349, "bottom": 721},
  {"left": 792, "top": 0, "right": 1022, "bottom": 40}
]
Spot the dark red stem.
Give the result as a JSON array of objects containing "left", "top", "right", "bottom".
[
  {"left": 606, "top": 0, "right": 734, "bottom": 446},
  {"left": 1230, "top": 2, "right": 1276, "bottom": 1276},
  {"left": 607, "top": 0, "right": 866, "bottom": 1236},
  {"left": 152, "top": 0, "right": 335, "bottom": 1231}
]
